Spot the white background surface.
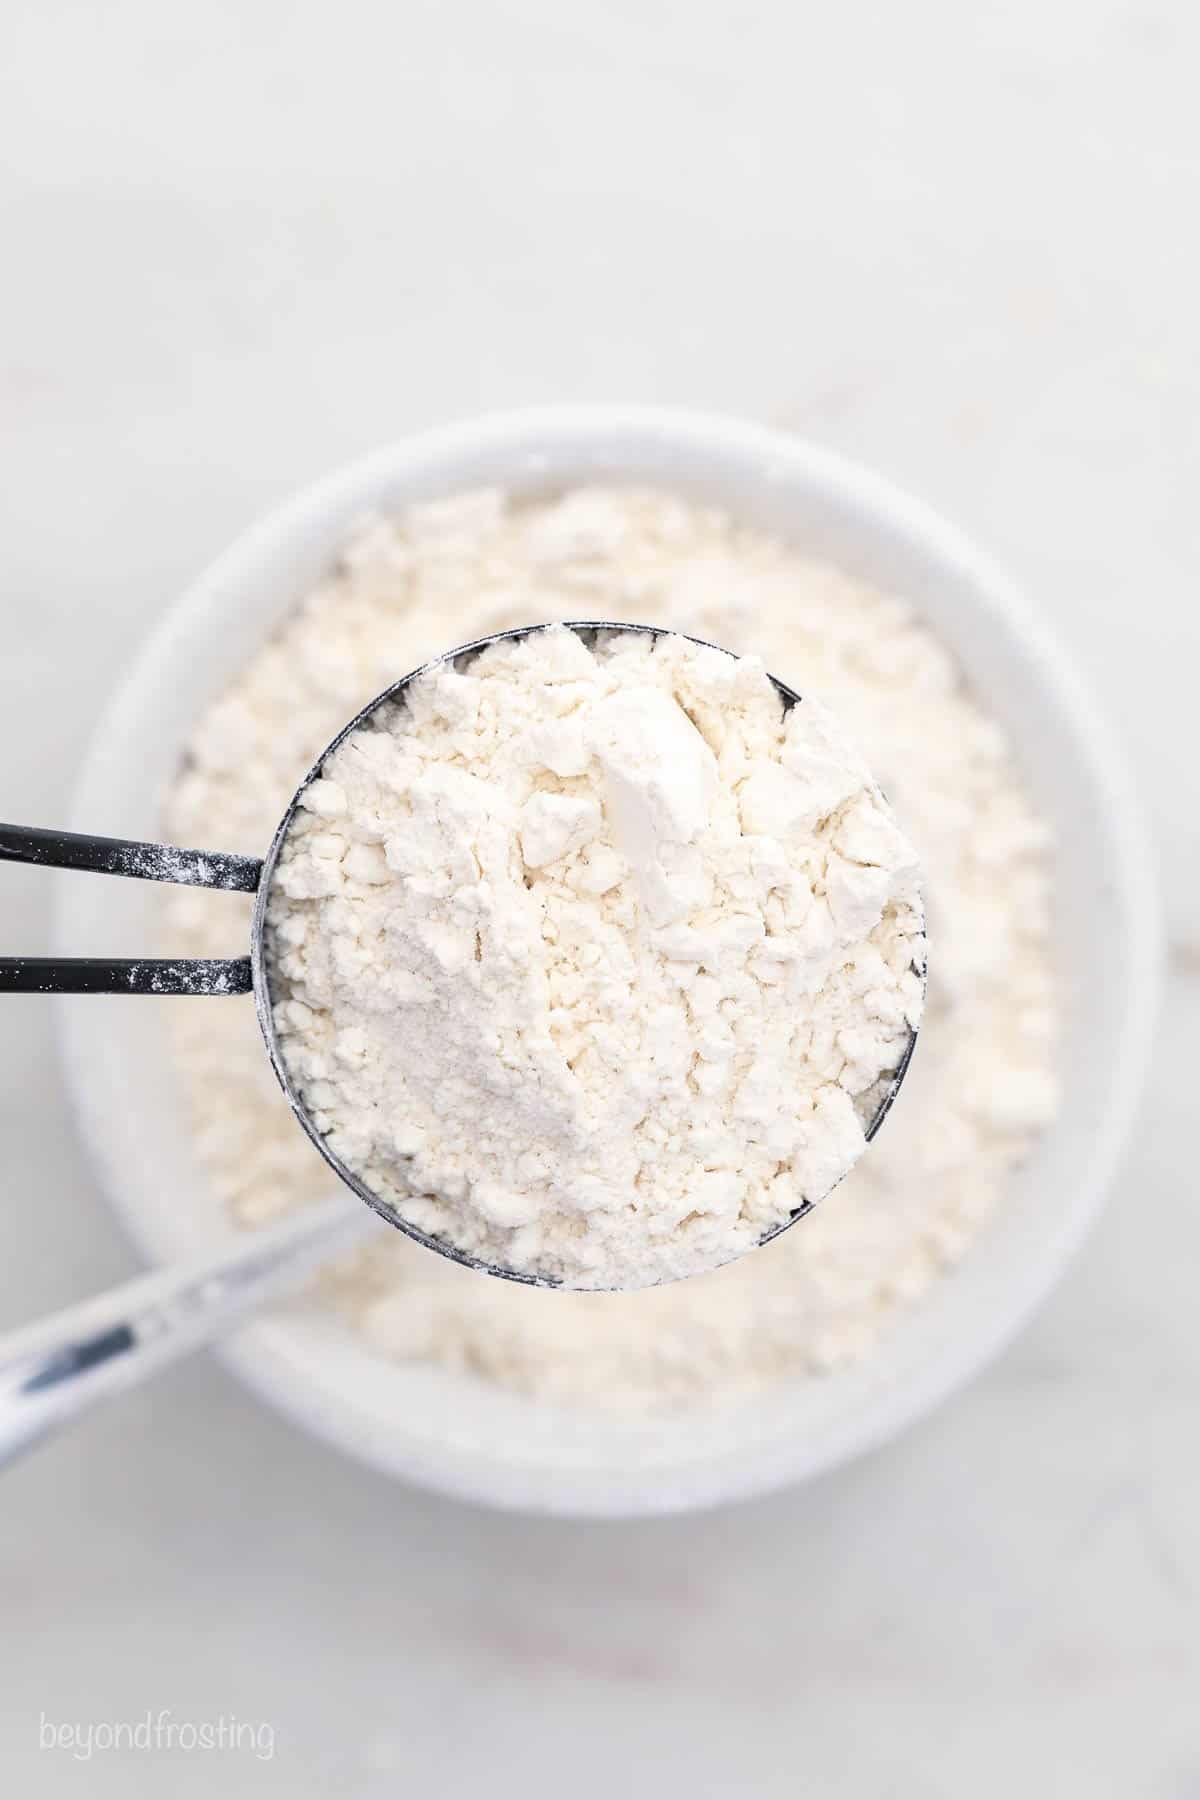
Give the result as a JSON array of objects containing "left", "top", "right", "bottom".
[{"left": 0, "top": 2, "right": 1197, "bottom": 1794}]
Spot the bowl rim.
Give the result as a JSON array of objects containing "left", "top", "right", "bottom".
[{"left": 55, "top": 404, "right": 1163, "bottom": 1516}]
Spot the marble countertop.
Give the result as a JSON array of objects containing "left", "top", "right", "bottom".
[{"left": 1, "top": 2, "right": 1196, "bottom": 1794}]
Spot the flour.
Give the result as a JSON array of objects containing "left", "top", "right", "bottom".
[
  {"left": 162, "top": 487, "right": 1058, "bottom": 1404},
  {"left": 265, "top": 627, "right": 924, "bottom": 1289}
]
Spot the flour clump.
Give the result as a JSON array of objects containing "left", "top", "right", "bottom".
[{"left": 266, "top": 626, "right": 924, "bottom": 1290}]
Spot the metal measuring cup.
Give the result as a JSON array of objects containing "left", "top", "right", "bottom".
[
  {"left": 0, "top": 621, "right": 922, "bottom": 1467},
  {"left": 1, "top": 621, "right": 922, "bottom": 1284}
]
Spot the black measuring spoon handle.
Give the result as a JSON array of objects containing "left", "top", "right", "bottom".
[
  {"left": 0, "top": 957, "right": 253, "bottom": 995},
  {"left": 0, "top": 821, "right": 263, "bottom": 997},
  {"left": 0, "top": 822, "right": 262, "bottom": 892}
]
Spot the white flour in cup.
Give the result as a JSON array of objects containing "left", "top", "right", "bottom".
[
  {"left": 265, "top": 626, "right": 925, "bottom": 1290},
  {"left": 163, "top": 488, "right": 1057, "bottom": 1407}
]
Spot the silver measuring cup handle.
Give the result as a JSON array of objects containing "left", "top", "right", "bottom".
[{"left": 0, "top": 1199, "right": 373, "bottom": 1469}]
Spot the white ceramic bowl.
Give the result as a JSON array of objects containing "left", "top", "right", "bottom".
[{"left": 57, "top": 408, "right": 1159, "bottom": 1517}]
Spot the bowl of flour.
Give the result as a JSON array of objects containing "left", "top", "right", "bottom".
[{"left": 57, "top": 409, "right": 1158, "bottom": 1515}]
